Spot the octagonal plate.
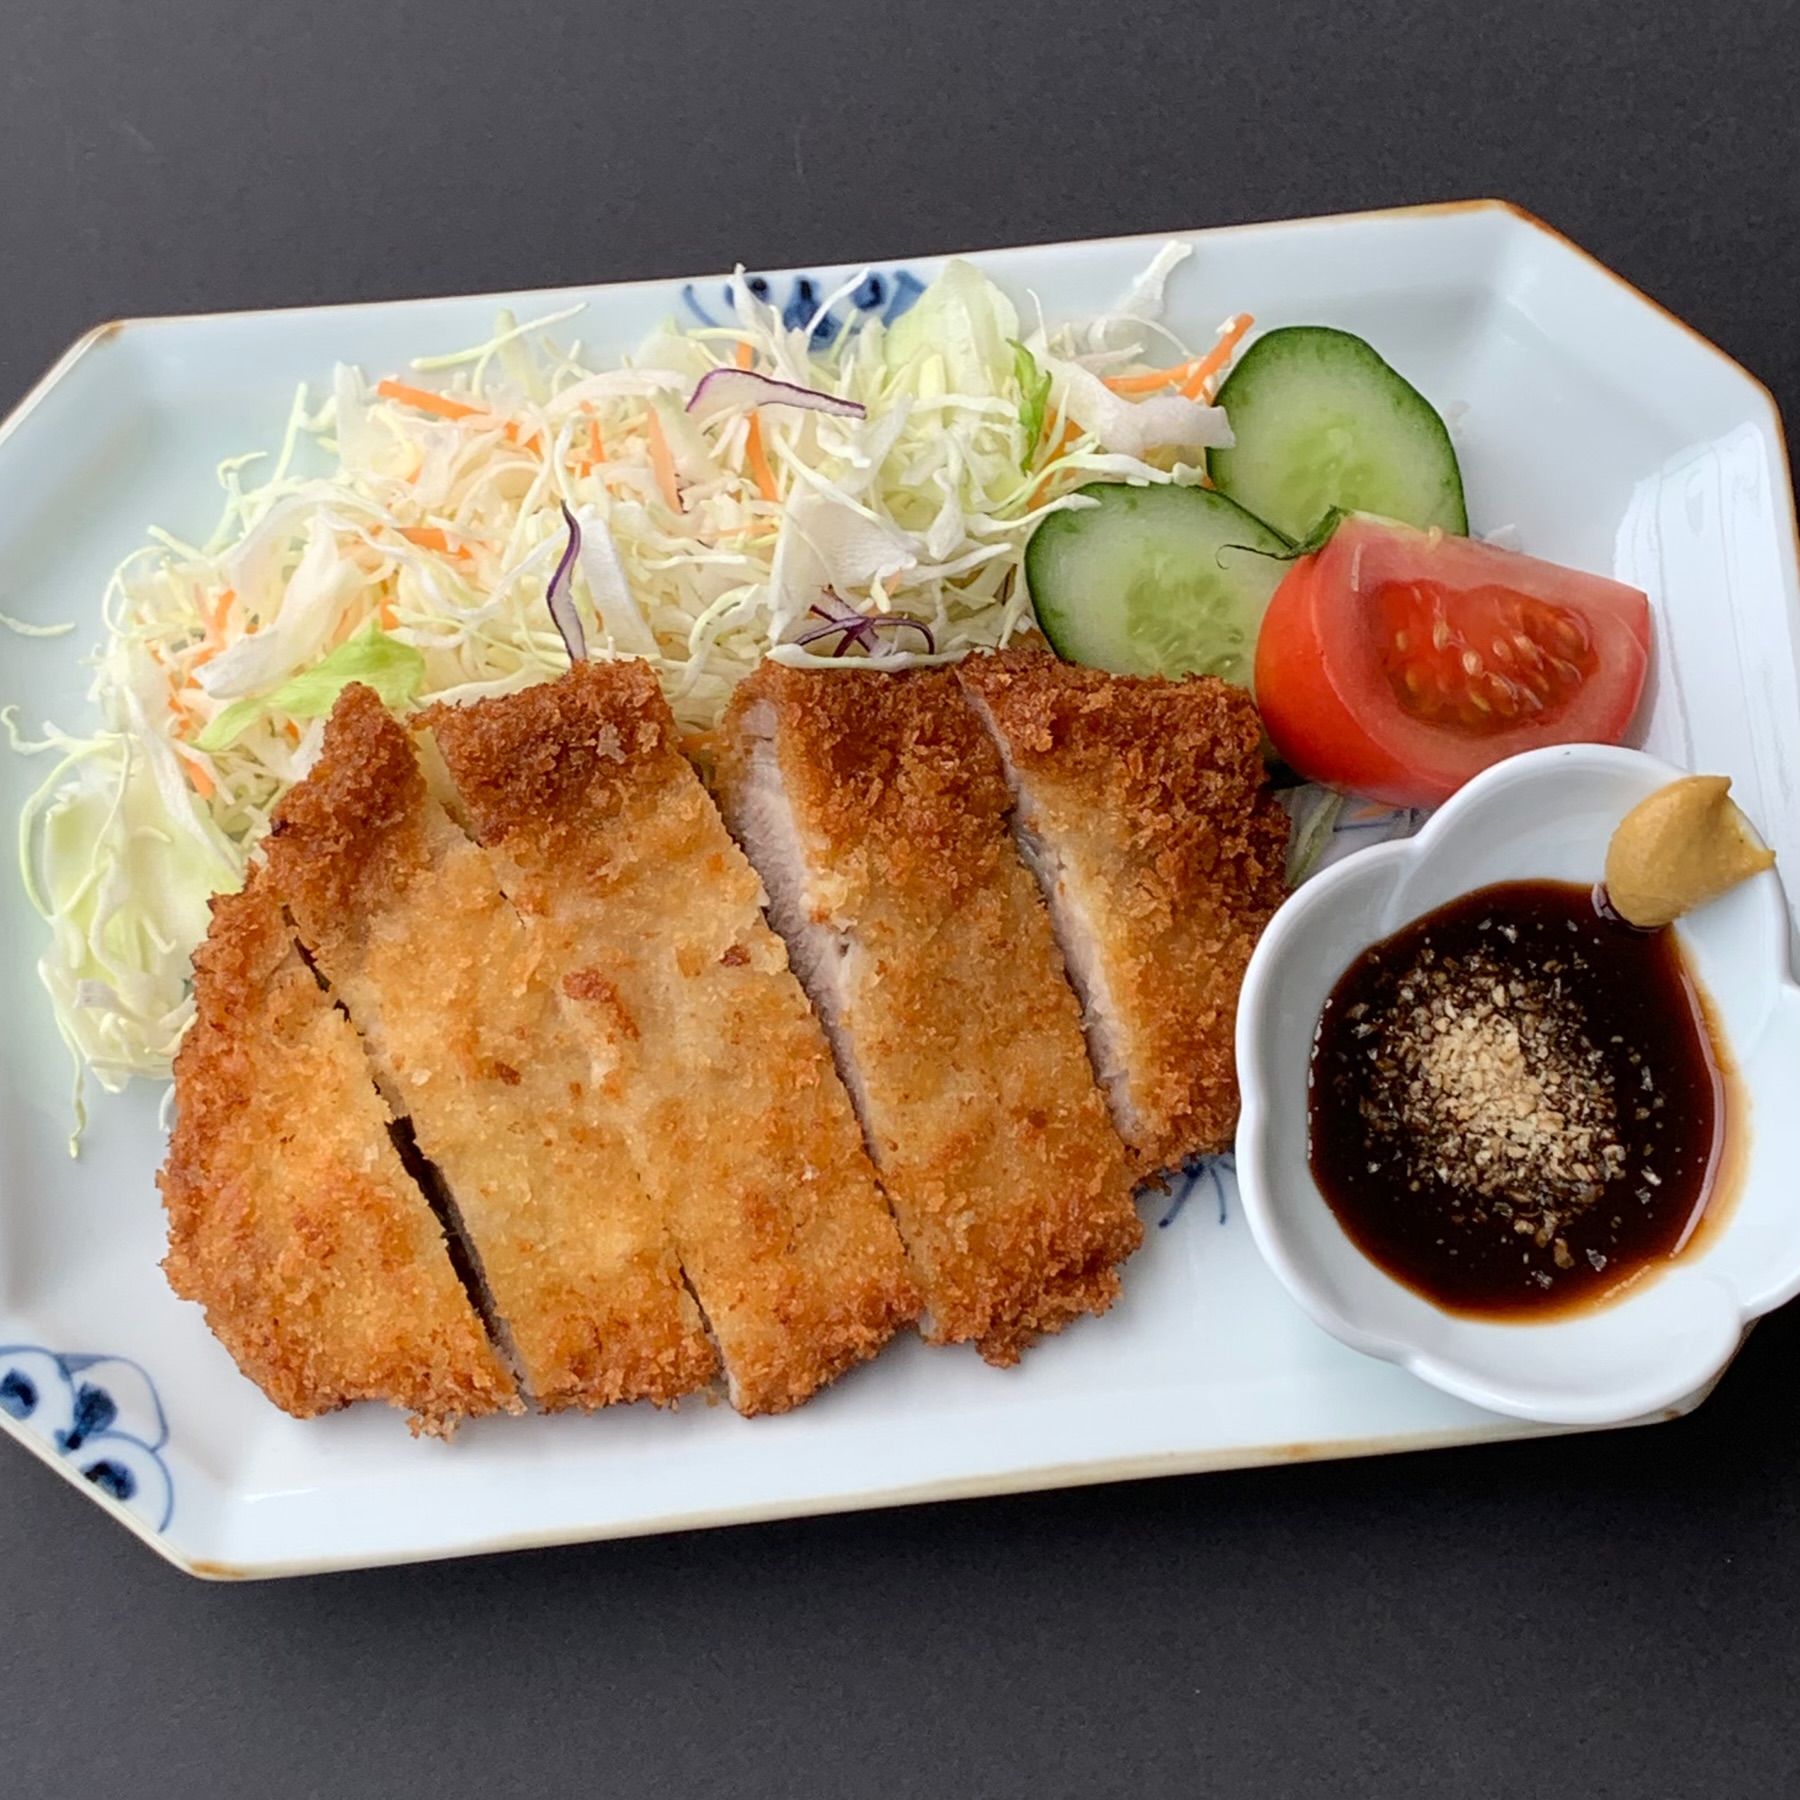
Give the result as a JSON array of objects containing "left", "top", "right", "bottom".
[{"left": 0, "top": 201, "right": 1793, "bottom": 1578}]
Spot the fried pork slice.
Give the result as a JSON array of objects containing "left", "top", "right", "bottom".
[
  {"left": 426, "top": 661, "right": 918, "bottom": 1415},
  {"left": 957, "top": 647, "right": 1290, "bottom": 1171},
  {"left": 715, "top": 664, "right": 1142, "bottom": 1367},
  {"left": 264, "top": 683, "right": 715, "bottom": 1412},
  {"left": 158, "top": 868, "right": 518, "bottom": 1435}
]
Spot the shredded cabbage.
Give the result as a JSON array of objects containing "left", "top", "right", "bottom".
[
  {"left": 10, "top": 713, "right": 240, "bottom": 1149},
  {"left": 16, "top": 247, "right": 1229, "bottom": 1125}
]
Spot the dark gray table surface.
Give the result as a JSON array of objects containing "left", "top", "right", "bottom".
[{"left": 1, "top": 2, "right": 1794, "bottom": 1796}]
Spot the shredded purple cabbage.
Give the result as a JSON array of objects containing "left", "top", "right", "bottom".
[
  {"left": 792, "top": 589, "right": 935, "bottom": 658},
  {"left": 546, "top": 503, "right": 587, "bottom": 664},
  {"left": 687, "top": 367, "right": 866, "bottom": 422}
]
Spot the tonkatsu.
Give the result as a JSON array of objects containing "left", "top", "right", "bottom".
[
  {"left": 160, "top": 634, "right": 1289, "bottom": 1430},
  {"left": 264, "top": 683, "right": 716, "bottom": 1412},
  {"left": 957, "top": 646, "right": 1289, "bottom": 1169},
  {"left": 715, "top": 663, "right": 1143, "bottom": 1366},
  {"left": 426, "top": 661, "right": 919, "bottom": 1415},
  {"left": 159, "top": 867, "right": 518, "bottom": 1435}
]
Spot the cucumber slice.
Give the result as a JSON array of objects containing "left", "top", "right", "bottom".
[
  {"left": 1210, "top": 326, "right": 1467, "bottom": 542},
  {"left": 1025, "top": 482, "right": 1291, "bottom": 687}
]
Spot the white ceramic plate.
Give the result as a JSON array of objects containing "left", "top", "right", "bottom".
[{"left": 0, "top": 201, "right": 1794, "bottom": 1579}]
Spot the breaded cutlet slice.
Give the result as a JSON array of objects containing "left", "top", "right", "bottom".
[
  {"left": 159, "top": 866, "right": 518, "bottom": 1435},
  {"left": 715, "top": 663, "right": 1143, "bottom": 1367},
  {"left": 264, "top": 683, "right": 716, "bottom": 1412},
  {"left": 957, "top": 646, "right": 1290, "bottom": 1171},
  {"left": 426, "top": 661, "right": 918, "bottom": 1416}
]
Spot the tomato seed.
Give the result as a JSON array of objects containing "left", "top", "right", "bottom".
[{"left": 1371, "top": 576, "right": 1605, "bottom": 740}]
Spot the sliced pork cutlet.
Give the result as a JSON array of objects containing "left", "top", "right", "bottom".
[
  {"left": 426, "top": 660, "right": 918, "bottom": 1416},
  {"left": 715, "top": 663, "right": 1143, "bottom": 1367},
  {"left": 264, "top": 682, "right": 715, "bottom": 1413},
  {"left": 957, "top": 647, "right": 1290, "bottom": 1172},
  {"left": 159, "top": 866, "right": 519, "bottom": 1434}
]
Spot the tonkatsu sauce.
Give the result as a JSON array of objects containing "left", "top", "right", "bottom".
[{"left": 1308, "top": 880, "right": 1731, "bottom": 1318}]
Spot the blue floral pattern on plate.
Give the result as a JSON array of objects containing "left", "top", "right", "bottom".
[
  {"left": 1157, "top": 1153, "right": 1237, "bottom": 1229},
  {"left": 681, "top": 268, "right": 924, "bottom": 347},
  {"left": 1326, "top": 800, "right": 1430, "bottom": 853},
  {"left": 0, "top": 1346, "right": 173, "bottom": 1531}
]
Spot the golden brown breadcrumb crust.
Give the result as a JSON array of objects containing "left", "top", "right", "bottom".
[
  {"left": 957, "top": 648, "right": 1289, "bottom": 1169},
  {"left": 159, "top": 868, "right": 518, "bottom": 1435},
  {"left": 423, "top": 657, "right": 672, "bottom": 858},
  {"left": 719, "top": 663, "right": 1142, "bottom": 1366},
  {"left": 266, "top": 683, "right": 716, "bottom": 1412},
  {"left": 427, "top": 662, "right": 918, "bottom": 1415}
]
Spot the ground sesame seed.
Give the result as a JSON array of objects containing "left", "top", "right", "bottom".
[
  {"left": 1351, "top": 939, "right": 1622, "bottom": 1230},
  {"left": 1311, "top": 881, "right": 1724, "bottom": 1314}
]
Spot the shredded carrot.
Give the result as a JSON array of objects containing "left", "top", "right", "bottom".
[
  {"left": 379, "top": 597, "right": 398, "bottom": 630},
  {"left": 718, "top": 342, "right": 778, "bottom": 497},
  {"left": 187, "top": 643, "right": 219, "bottom": 671},
  {"left": 744, "top": 416, "right": 780, "bottom": 503},
  {"left": 573, "top": 407, "right": 606, "bottom": 475},
  {"left": 398, "top": 524, "right": 470, "bottom": 558},
  {"left": 376, "top": 378, "right": 482, "bottom": 422},
  {"left": 1033, "top": 418, "right": 1083, "bottom": 468},
  {"left": 1180, "top": 314, "right": 1254, "bottom": 400},
  {"left": 1024, "top": 418, "right": 1088, "bottom": 502},
  {"left": 182, "top": 754, "right": 215, "bottom": 800},
  {"left": 1103, "top": 363, "right": 1199, "bottom": 396},
  {"left": 1099, "top": 314, "right": 1256, "bottom": 401},
  {"left": 207, "top": 586, "right": 235, "bottom": 637},
  {"left": 378, "top": 377, "right": 539, "bottom": 451},
  {"left": 643, "top": 405, "right": 682, "bottom": 511}
]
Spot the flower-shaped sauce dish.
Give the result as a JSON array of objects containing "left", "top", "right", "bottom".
[{"left": 1235, "top": 743, "right": 1800, "bottom": 1425}]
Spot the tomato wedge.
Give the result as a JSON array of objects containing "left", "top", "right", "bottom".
[{"left": 1254, "top": 515, "right": 1651, "bottom": 807}]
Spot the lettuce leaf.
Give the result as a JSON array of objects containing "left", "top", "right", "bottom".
[
  {"left": 1010, "top": 340, "right": 1052, "bottom": 471},
  {"left": 195, "top": 621, "right": 424, "bottom": 751},
  {"left": 883, "top": 258, "right": 1020, "bottom": 394}
]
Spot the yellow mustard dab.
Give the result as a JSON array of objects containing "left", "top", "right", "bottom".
[{"left": 1604, "top": 774, "right": 1775, "bottom": 928}]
